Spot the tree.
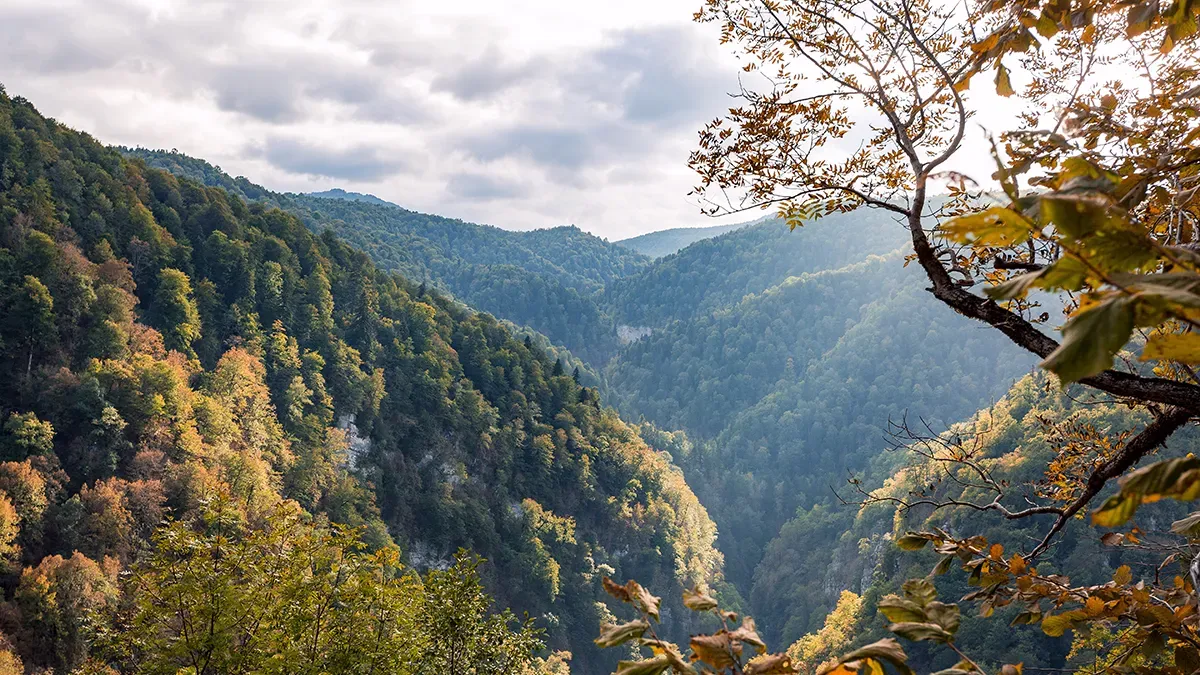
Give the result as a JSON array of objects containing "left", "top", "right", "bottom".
[
  {"left": 97, "top": 496, "right": 425, "bottom": 675},
  {"left": 1, "top": 412, "right": 53, "bottom": 461},
  {"left": 691, "top": 0, "right": 1200, "bottom": 669},
  {"left": 15, "top": 552, "right": 118, "bottom": 674},
  {"left": 6, "top": 275, "right": 55, "bottom": 375},
  {"left": 416, "top": 552, "right": 545, "bottom": 675},
  {"left": 152, "top": 268, "right": 201, "bottom": 359}
]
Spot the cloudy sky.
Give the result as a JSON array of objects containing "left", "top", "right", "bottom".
[{"left": 0, "top": 0, "right": 1021, "bottom": 239}]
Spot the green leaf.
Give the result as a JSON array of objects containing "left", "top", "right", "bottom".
[
  {"left": 1040, "top": 194, "right": 1111, "bottom": 239},
  {"left": 939, "top": 207, "right": 1032, "bottom": 246},
  {"left": 931, "top": 555, "right": 955, "bottom": 576},
  {"left": 1092, "top": 456, "right": 1200, "bottom": 527},
  {"left": 595, "top": 620, "right": 650, "bottom": 648},
  {"left": 1036, "top": 11, "right": 1060, "bottom": 37},
  {"left": 1041, "top": 610, "right": 1086, "bottom": 637},
  {"left": 902, "top": 578, "right": 938, "bottom": 608},
  {"left": 1041, "top": 295, "right": 1136, "bottom": 384},
  {"left": 895, "top": 533, "right": 933, "bottom": 551},
  {"left": 985, "top": 257, "right": 1093, "bottom": 299},
  {"left": 925, "top": 601, "right": 961, "bottom": 635},
  {"left": 888, "top": 621, "right": 954, "bottom": 643}
]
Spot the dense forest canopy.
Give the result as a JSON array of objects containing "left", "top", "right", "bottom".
[
  {"left": 1, "top": 0, "right": 1197, "bottom": 670},
  {"left": 595, "top": 0, "right": 1200, "bottom": 672},
  {"left": 117, "top": 147, "right": 646, "bottom": 365},
  {"left": 0, "top": 88, "right": 726, "bottom": 674}
]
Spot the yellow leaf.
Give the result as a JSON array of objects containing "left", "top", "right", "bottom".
[
  {"left": 1085, "top": 595, "right": 1105, "bottom": 617},
  {"left": 615, "top": 655, "right": 672, "bottom": 675},
  {"left": 1141, "top": 332, "right": 1200, "bottom": 364},
  {"left": 745, "top": 653, "right": 800, "bottom": 675},
  {"left": 682, "top": 587, "right": 718, "bottom": 612},
  {"left": 1114, "top": 565, "right": 1132, "bottom": 586},
  {"left": 989, "top": 543, "right": 1004, "bottom": 560},
  {"left": 690, "top": 633, "right": 738, "bottom": 669},
  {"left": 995, "top": 65, "right": 1015, "bottom": 97}
]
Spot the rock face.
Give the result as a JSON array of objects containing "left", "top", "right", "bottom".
[{"left": 618, "top": 325, "right": 652, "bottom": 344}]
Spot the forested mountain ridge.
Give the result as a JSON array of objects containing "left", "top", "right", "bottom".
[
  {"left": 306, "top": 187, "right": 398, "bottom": 207},
  {"left": 604, "top": 224, "right": 1037, "bottom": 598},
  {"left": 601, "top": 209, "right": 911, "bottom": 328},
  {"left": 769, "top": 373, "right": 1199, "bottom": 673},
  {"left": 124, "top": 138, "right": 1040, "bottom": 661},
  {"left": 118, "top": 148, "right": 648, "bottom": 363},
  {"left": 1, "top": 89, "right": 724, "bottom": 673},
  {"left": 614, "top": 220, "right": 754, "bottom": 258}
]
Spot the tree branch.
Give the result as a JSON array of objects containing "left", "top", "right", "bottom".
[{"left": 1026, "top": 405, "right": 1192, "bottom": 560}]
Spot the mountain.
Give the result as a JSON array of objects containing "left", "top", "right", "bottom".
[
  {"left": 1, "top": 90, "right": 722, "bottom": 673},
  {"left": 124, "top": 139, "right": 1041, "bottom": 663},
  {"left": 615, "top": 220, "right": 755, "bottom": 258},
  {"left": 599, "top": 211, "right": 1036, "bottom": 625},
  {"left": 306, "top": 187, "right": 398, "bottom": 207},
  {"left": 119, "top": 148, "right": 649, "bottom": 363},
  {"left": 601, "top": 210, "right": 911, "bottom": 327},
  {"left": 769, "top": 373, "right": 1199, "bottom": 672}
]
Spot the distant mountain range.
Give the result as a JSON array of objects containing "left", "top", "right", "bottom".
[
  {"left": 305, "top": 187, "right": 398, "bottom": 207},
  {"left": 117, "top": 143, "right": 1040, "bottom": 668},
  {"left": 615, "top": 220, "right": 757, "bottom": 258}
]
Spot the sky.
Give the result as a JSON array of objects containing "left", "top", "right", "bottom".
[{"left": 0, "top": 0, "right": 1023, "bottom": 240}]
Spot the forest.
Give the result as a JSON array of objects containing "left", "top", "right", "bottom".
[
  {"left": 1, "top": 0, "right": 1199, "bottom": 671},
  {"left": 0, "top": 90, "right": 723, "bottom": 673}
]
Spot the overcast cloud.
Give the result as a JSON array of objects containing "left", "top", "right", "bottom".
[{"left": 0, "top": 0, "right": 1020, "bottom": 239}]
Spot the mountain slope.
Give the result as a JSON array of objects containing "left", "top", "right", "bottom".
[
  {"left": 119, "top": 148, "right": 647, "bottom": 363},
  {"left": 602, "top": 215, "right": 1035, "bottom": 606},
  {"left": 602, "top": 210, "right": 910, "bottom": 327},
  {"left": 615, "top": 220, "right": 753, "bottom": 258},
  {"left": 763, "top": 373, "right": 1199, "bottom": 671},
  {"left": 306, "top": 187, "right": 398, "bottom": 207},
  {"left": 3, "top": 91, "right": 721, "bottom": 673}
]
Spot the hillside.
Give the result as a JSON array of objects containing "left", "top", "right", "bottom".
[
  {"left": 614, "top": 220, "right": 753, "bottom": 258},
  {"left": 601, "top": 210, "right": 911, "bottom": 327},
  {"left": 765, "top": 373, "right": 1199, "bottom": 672},
  {"left": 123, "top": 137, "right": 1042, "bottom": 661},
  {"left": 119, "top": 148, "right": 648, "bottom": 363},
  {"left": 603, "top": 226, "right": 1036, "bottom": 594},
  {"left": 1, "top": 91, "right": 722, "bottom": 673},
  {"left": 306, "top": 187, "right": 399, "bottom": 207}
]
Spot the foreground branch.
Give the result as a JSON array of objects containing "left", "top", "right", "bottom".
[{"left": 1026, "top": 405, "right": 1192, "bottom": 560}]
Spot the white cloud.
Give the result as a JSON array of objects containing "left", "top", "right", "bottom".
[{"left": 0, "top": 0, "right": 1024, "bottom": 239}]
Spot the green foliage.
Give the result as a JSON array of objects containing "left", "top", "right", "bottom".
[
  {"left": 0, "top": 90, "right": 722, "bottom": 673},
  {"left": 119, "top": 147, "right": 649, "bottom": 363},
  {"left": 98, "top": 496, "right": 428, "bottom": 674},
  {"left": 418, "top": 552, "right": 546, "bottom": 674},
  {"left": 614, "top": 221, "right": 753, "bottom": 259},
  {"left": 1, "top": 412, "right": 53, "bottom": 460}
]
